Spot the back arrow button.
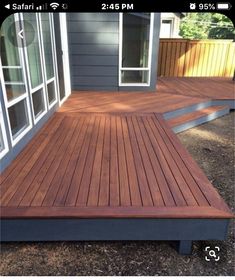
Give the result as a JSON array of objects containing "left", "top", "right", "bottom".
[{"left": 18, "top": 29, "right": 24, "bottom": 39}]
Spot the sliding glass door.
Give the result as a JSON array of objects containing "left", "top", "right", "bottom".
[
  {"left": 23, "top": 13, "right": 47, "bottom": 122},
  {"left": 119, "top": 13, "right": 154, "bottom": 86},
  {"left": 0, "top": 14, "right": 32, "bottom": 145},
  {"left": 40, "top": 13, "right": 57, "bottom": 108},
  {"left": 0, "top": 12, "right": 58, "bottom": 152},
  {"left": 22, "top": 13, "right": 58, "bottom": 122}
]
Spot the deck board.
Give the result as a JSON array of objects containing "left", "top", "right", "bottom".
[
  {"left": 116, "top": 116, "right": 131, "bottom": 206},
  {"left": 109, "top": 116, "right": 120, "bottom": 206},
  {"left": 0, "top": 112, "right": 232, "bottom": 218},
  {"left": 58, "top": 78, "right": 234, "bottom": 115},
  {"left": 157, "top": 77, "right": 234, "bottom": 100},
  {"left": 1, "top": 77, "right": 233, "bottom": 219}
]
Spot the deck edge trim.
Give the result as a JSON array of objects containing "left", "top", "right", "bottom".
[{"left": 0, "top": 206, "right": 233, "bottom": 219}]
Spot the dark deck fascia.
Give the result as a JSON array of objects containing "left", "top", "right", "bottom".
[{"left": 1, "top": 218, "right": 230, "bottom": 244}]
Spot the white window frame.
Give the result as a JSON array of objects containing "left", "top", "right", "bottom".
[
  {"left": 119, "top": 13, "right": 154, "bottom": 87},
  {"left": 38, "top": 13, "right": 58, "bottom": 110},
  {"left": 0, "top": 14, "right": 32, "bottom": 147},
  {"left": 21, "top": 13, "right": 48, "bottom": 124},
  {"left": 59, "top": 13, "right": 71, "bottom": 105},
  {"left": 0, "top": 12, "right": 60, "bottom": 152},
  {"left": 0, "top": 102, "right": 9, "bottom": 159}
]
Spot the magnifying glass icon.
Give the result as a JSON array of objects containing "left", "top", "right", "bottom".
[{"left": 209, "top": 250, "right": 216, "bottom": 258}]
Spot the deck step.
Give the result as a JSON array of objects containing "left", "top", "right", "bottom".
[{"left": 167, "top": 105, "right": 230, "bottom": 133}]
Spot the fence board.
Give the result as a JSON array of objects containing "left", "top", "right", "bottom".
[{"left": 158, "top": 39, "right": 235, "bottom": 77}]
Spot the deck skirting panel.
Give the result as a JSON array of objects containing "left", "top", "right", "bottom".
[
  {"left": 172, "top": 107, "right": 230, "bottom": 133},
  {"left": 212, "top": 100, "right": 235, "bottom": 109},
  {"left": 1, "top": 218, "right": 230, "bottom": 242},
  {"left": 163, "top": 101, "right": 212, "bottom": 120}
]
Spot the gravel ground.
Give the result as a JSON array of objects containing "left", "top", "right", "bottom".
[{"left": 0, "top": 112, "right": 234, "bottom": 276}]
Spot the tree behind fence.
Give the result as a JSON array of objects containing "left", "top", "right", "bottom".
[{"left": 157, "top": 39, "right": 235, "bottom": 77}]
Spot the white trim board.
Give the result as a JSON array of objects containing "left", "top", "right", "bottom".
[{"left": 59, "top": 13, "right": 71, "bottom": 105}]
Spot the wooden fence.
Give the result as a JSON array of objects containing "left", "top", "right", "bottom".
[{"left": 157, "top": 39, "right": 235, "bottom": 77}]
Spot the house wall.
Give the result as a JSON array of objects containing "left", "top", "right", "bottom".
[
  {"left": 67, "top": 13, "right": 119, "bottom": 91},
  {"left": 160, "top": 13, "right": 181, "bottom": 38},
  {"left": 67, "top": 13, "right": 161, "bottom": 92}
]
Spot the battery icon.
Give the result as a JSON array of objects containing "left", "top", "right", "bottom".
[{"left": 216, "top": 2, "right": 231, "bottom": 9}]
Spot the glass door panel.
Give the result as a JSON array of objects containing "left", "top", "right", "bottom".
[
  {"left": 41, "top": 13, "right": 54, "bottom": 80},
  {"left": 0, "top": 15, "right": 27, "bottom": 101},
  {"left": 120, "top": 13, "right": 153, "bottom": 86},
  {"left": 23, "top": 13, "right": 47, "bottom": 121},
  {"left": 0, "top": 12, "right": 58, "bottom": 151},
  {"left": 32, "top": 89, "right": 45, "bottom": 118},
  {"left": 8, "top": 99, "right": 29, "bottom": 139},
  {"left": 122, "top": 13, "right": 150, "bottom": 68},
  {"left": 23, "top": 14, "right": 43, "bottom": 88},
  {"left": 40, "top": 13, "right": 57, "bottom": 107},
  {"left": 0, "top": 16, "right": 20, "bottom": 66},
  {"left": 0, "top": 14, "right": 32, "bottom": 144},
  {"left": 47, "top": 81, "right": 56, "bottom": 104},
  {"left": 121, "top": 70, "right": 149, "bottom": 83}
]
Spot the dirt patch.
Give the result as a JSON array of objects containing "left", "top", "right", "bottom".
[{"left": 1, "top": 112, "right": 234, "bottom": 276}]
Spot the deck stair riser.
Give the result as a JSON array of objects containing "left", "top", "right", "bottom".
[
  {"left": 212, "top": 100, "right": 235, "bottom": 110},
  {"left": 163, "top": 101, "right": 212, "bottom": 120},
  {"left": 167, "top": 106, "right": 230, "bottom": 133}
]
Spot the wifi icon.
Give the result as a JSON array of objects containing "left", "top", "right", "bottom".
[{"left": 50, "top": 2, "right": 60, "bottom": 9}]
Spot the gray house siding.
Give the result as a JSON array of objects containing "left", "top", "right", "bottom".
[
  {"left": 67, "top": 13, "right": 119, "bottom": 91},
  {"left": 67, "top": 13, "right": 161, "bottom": 92}
]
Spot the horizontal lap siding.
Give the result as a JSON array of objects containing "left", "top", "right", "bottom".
[{"left": 67, "top": 13, "right": 119, "bottom": 91}]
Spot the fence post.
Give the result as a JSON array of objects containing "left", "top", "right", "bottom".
[{"left": 182, "top": 39, "right": 190, "bottom": 77}]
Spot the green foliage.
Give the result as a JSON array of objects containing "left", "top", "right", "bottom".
[{"left": 179, "top": 13, "right": 235, "bottom": 39}]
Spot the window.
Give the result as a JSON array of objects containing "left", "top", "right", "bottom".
[
  {"left": 23, "top": 13, "right": 47, "bottom": 121},
  {"left": 1, "top": 16, "right": 26, "bottom": 102},
  {"left": 0, "top": 102, "right": 9, "bottom": 159},
  {"left": 0, "top": 13, "right": 58, "bottom": 150},
  {"left": 160, "top": 19, "right": 173, "bottom": 38},
  {"left": 41, "top": 13, "right": 54, "bottom": 80},
  {"left": 8, "top": 99, "right": 29, "bottom": 139},
  {"left": 32, "top": 89, "right": 45, "bottom": 118},
  {"left": 121, "top": 70, "right": 149, "bottom": 83},
  {"left": 119, "top": 13, "right": 154, "bottom": 86},
  {"left": 47, "top": 81, "right": 56, "bottom": 104},
  {"left": 40, "top": 13, "right": 58, "bottom": 108},
  {"left": 0, "top": 14, "right": 32, "bottom": 144}
]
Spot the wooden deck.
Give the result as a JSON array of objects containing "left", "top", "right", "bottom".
[
  {"left": 157, "top": 77, "right": 234, "bottom": 100},
  {"left": 58, "top": 77, "right": 234, "bottom": 115},
  {"left": 59, "top": 92, "right": 209, "bottom": 114},
  {"left": 0, "top": 112, "right": 232, "bottom": 219},
  {"left": 0, "top": 78, "right": 233, "bottom": 250}
]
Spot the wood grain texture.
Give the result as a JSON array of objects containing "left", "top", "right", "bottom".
[
  {"left": 1, "top": 206, "right": 233, "bottom": 219},
  {"left": 0, "top": 111, "right": 232, "bottom": 219},
  {"left": 158, "top": 39, "right": 235, "bottom": 78},
  {"left": 157, "top": 77, "right": 234, "bottom": 100}
]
